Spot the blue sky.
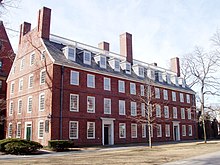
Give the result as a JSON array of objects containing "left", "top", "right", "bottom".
[{"left": 2, "top": 0, "right": 220, "bottom": 68}]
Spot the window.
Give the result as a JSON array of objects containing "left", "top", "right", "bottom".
[
  {"left": 182, "top": 125, "right": 186, "bottom": 136},
  {"left": 141, "top": 103, "right": 145, "bottom": 117},
  {"left": 180, "top": 93, "right": 184, "bottom": 102},
  {"left": 30, "top": 53, "right": 35, "bottom": 65},
  {"left": 69, "top": 121, "right": 78, "bottom": 139},
  {"left": 10, "top": 82, "right": 14, "bottom": 94},
  {"left": 104, "top": 77, "right": 111, "bottom": 91},
  {"left": 87, "top": 74, "right": 95, "bottom": 88},
  {"left": 181, "top": 108, "right": 185, "bottom": 119},
  {"left": 20, "top": 58, "right": 25, "bottom": 70},
  {"left": 163, "top": 89, "right": 168, "bottom": 100},
  {"left": 16, "top": 122, "right": 21, "bottom": 138},
  {"left": 9, "top": 101, "right": 13, "bottom": 115},
  {"left": 126, "top": 63, "right": 131, "bottom": 74},
  {"left": 130, "top": 82, "right": 136, "bottom": 95},
  {"left": 0, "top": 80, "right": 2, "bottom": 90},
  {"left": 40, "top": 69, "right": 46, "bottom": 85},
  {"left": 118, "top": 80, "right": 125, "bottom": 93},
  {"left": 130, "top": 101, "right": 137, "bottom": 116},
  {"left": 19, "top": 78, "right": 23, "bottom": 91},
  {"left": 157, "top": 124, "right": 162, "bottom": 137},
  {"left": 155, "top": 88, "right": 160, "bottom": 99},
  {"left": 104, "top": 98, "right": 111, "bottom": 114},
  {"left": 186, "top": 94, "right": 190, "bottom": 103},
  {"left": 38, "top": 121, "right": 44, "bottom": 139},
  {"left": 165, "top": 124, "right": 170, "bottom": 137},
  {"left": 100, "top": 56, "right": 106, "bottom": 68},
  {"left": 139, "top": 67, "right": 144, "bottom": 77},
  {"left": 87, "top": 96, "right": 95, "bottom": 113},
  {"left": 27, "top": 96, "right": 33, "bottom": 113},
  {"left": 140, "top": 85, "right": 145, "bottom": 96},
  {"left": 119, "top": 123, "right": 126, "bottom": 138},
  {"left": 68, "top": 47, "right": 76, "bottom": 61},
  {"left": 28, "top": 74, "right": 34, "bottom": 88},
  {"left": 164, "top": 106, "right": 169, "bottom": 118},
  {"left": 149, "top": 124, "right": 153, "bottom": 137},
  {"left": 156, "top": 104, "right": 161, "bottom": 117},
  {"left": 188, "top": 125, "right": 192, "bottom": 136},
  {"left": 41, "top": 51, "right": 46, "bottom": 61},
  {"left": 119, "top": 100, "right": 125, "bottom": 115},
  {"left": 70, "top": 71, "right": 79, "bottom": 85},
  {"left": 173, "top": 107, "right": 177, "bottom": 119},
  {"left": 83, "top": 51, "right": 91, "bottom": 65},
  {"left": 115, "top": 60, "right": 120, "bottom": 72},
  {"left": 8, "top": 123, "right": 12, "bottom": 138},
  {"left": 172, "top": 91, "right": 176, "bottom": 101},
  {"left": 142, "top": 124, "right": 147, "bottom": 138},
  {"left": 18, "top": 99, "right": 22, "bottom": 114},
  {"left": 147, "top": 104, "right": 153, "bottom": 117},
  {"left": 39, "top": 93, "right": 45, "bottom": 111},
  {"left": 70, "top": 94, "right": 79, "bottom": 112},
  {"left": 187, "top": 109, "right": 191, "bottom": 119},
  {"left": 87, "top": 122, "right": 95, "bottom": 139},
  {"left": 131, "top": 124, "right": 137, "bottom": 138}
]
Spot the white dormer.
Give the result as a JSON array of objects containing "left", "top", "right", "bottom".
[
  {"left": 120, "top": 61, "right": 131, "bottom": 74},
  {"left": 162, "top": 73, "right": 171, "bottom": 84},
  {"left": 147, "top": 69, "right": 155, "bottom": 80},
  {"left": 63, "top": 46, "right": 76, "bottom": 61},
  {"left": 133, "top": 64, "right": 144, "bottom": 78},
  {"left": 158, "top": 72, "right": 163, "bottom": 82},
  {"left": 83, "top": 50, "right": 91, "bottom": 65},
  {"left": 109, "top": 58, "right": 120, "bottom": 72},
  {"left": 167, "top": 74, "right": 171, "bottom": 84},
  {"left": 178, "top": 77, "right": 186, "bottom": 88},
  {"left": 94, "top": 54, "right": 106, "bottom": 69},
  {"left": 171, "top": 75, "right": 178, "bottom": 86}
]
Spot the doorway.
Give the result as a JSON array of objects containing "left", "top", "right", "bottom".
[
  {"left": 104, "top": 125, "right": 110, "bottom": 145},
  {"left": 25, "top": 122, "right": 32, "bottom": 141},
  {"left": 173, "top": 122, "right": 180, "bottom": 141},
  {"left": 101, "top": 118, "right": 115, "bottom": 145}
]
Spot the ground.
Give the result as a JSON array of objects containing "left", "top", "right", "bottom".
[{"left": 0, "top": 140, "right": 220, "bottom": 165}]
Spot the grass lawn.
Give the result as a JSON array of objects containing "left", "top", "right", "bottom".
[{"left": 1, "top": 140, "right": 220, "bottom": 165}]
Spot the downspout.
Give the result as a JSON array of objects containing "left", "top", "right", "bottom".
[{"left": 60, "top": 65, "right": 64, "bottom": 140}]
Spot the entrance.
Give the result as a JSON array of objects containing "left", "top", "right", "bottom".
[
  {"left": 174, "top": 126, "right": 178, "bottom": 141},
  {"left": 25, "top": 122, "right": 32, "bottom": 141},
  {"left": 101, "top": 118, "right": 115, "bottom": 145},
  {"left": 104, "top": 125, "right": 110, "bottom": 145},
  {"left": 173, "top": 121, "right": 180, "bottom": 141}
]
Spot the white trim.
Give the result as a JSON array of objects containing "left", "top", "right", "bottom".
[
  {"left": 24, "top": 121, "right": 32, "bottom": 140},
  {"left": 16, "top": 122, "right": 21, "bottom": 138},
  {"left": 70, "top": 70, "right": 79, "bottom": 85},
  {"left": 30, "top": 52, "right": 35, "bottom": 66},
  {"left": 70, "top": 94, "right": 79, "bottom": 112},
  {"left": 18, "top": 78, "right": 23, "bottom": 92},
  {"left": 39, "top": 93, "right": 45, "bottom": 111},
  {"left": 38, "top": 120, "right": 44, "bottom": 139},
  {"left": 87, "top": 122, "right": 95, "bottom": 139},
  {"left": 40, "top": 69, "right": 46, "bottom": 85},
  {"left": 27, "top": 96, "right": 33, "bottom": 113},
  {"left": 119, "top": 123, "right": 126, "bottom": 138},
  {"left": 28, "top": 74, "right": 34, "bottom": 88},
  {"left": 17, "top": 99, "right": 22, "bottom": 114},
  {"left": 87, "top": 96, "right": 95, "bottom": 113},
  {"left": 69, "top": 121, "right": 79, "bottom": 139},
  {"left": 40, "top": 39, "right": 56, "bottom": 63},
  {"left": 131, "top": 123, "right": 137, "bottom": 138},
  {"left": 172, "top": 121, "right": 180, "bottom": 141},
  {"left": 8, "top": 122, "right": 12, "bottom": 138},
  {"left": 101, "top": 118, "right": 115, "bottom": 145}
]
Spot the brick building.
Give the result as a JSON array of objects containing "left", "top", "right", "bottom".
[
  {"left": 6, "top": 7, "right": 197, "bottom": 146},
  {"left": 0, "top": 21, "right": 14, "bottom": 139}
]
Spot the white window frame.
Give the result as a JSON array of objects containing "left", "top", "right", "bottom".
[
  {"left": 70, "top": 94, "right": 79, "bottom": 112},
  {"left": 119, "top": 100, "right": 125, "bottom": 115},
  {"left": 173, "top": 107, "right": 177, "bottom": 119},
  {"left": 157, "top": 124, "right": 162, "bottom": 137},
  {"left": 104, "top": 98, "right": 111, "bottom": 114},
  {"left": 142, "top": 124, "right": 147, "bottom": 138},
  {"left": 28, "top": 74, "right": 34, "bottom": 88},
  {"left": 9, "top": 101, "right": 13, "bottom": 115},
  {"left": 17, "top": 99, "right": 22, "bottom": 114},
  {"left": 39, "top": 93, "right": 45, "bottom": 111},
  {"left": 87, "top": 122, "right": 95, "bottom": 139},
  {"left": 67, "top": 47, "right": 76, "bottom": 61},
  {"left": 180, "top": 93, "right": 184, "bottom": 103},
  {"left": 141, "top": 103, "right": 145, "bottom": 117},
  {"left": 165, "top": 124, "right": 170, "bottom": 137},
  {"left": 87, "top": 74, "right": 95, "bottom": 88},
  {"left": 118, "top": 80, "right": 125, "bottom": 93},
  {"left": 181, "top": 108, "right": 185, "bottom": 119},
  {"left": 87, "top": 96, "right": 95, "bottom": 113},
  {"left": 186, "top": 94, "right": 190, "bottom": 103},
  {"left": 172, "top": 91, "right": 176, "bottom": 101},
  {"left": 40, "top": 69, "right": 46, "bottom": 85},
  {"left": 182, "top": 125, "right": 186, "bottom": 136},
  {"left": 30, "top": 52, "right": 35, "bottom": 66},
  {"left": 38, "top": 120, "right": 44, "bottom": 139},
  {"left": 187, "top": 109, "right": 192, "bottom": 119},
  {"left": 155, "top": 88, "right": 160, "bottom": 99},
  {"left": 163, "top": 89, "right": 168, "bottom": 100},
  {"left": 130, "top": 82, "right": 136, "bottom": 95},
  {"left": 20, "top": 58, "right": 25, "bottom": 71},
  {"left": 131, "top": 123, "right": 137, "bottom": 138},
  {"left": 83, "top": 50, "right": 91, "bottom": 65},
  {"left": 19, "top": 78, "right": 23, "bottom": 91},
  {"left": 100, "top": 56, "right": 106, "bottom": 68},
  {"left": 130, "top": 101, "right": 137, "bottom": 116},
  {"left": 41, "top": 50, "right": 46, "bottom": 61},
  {"left": 8, "top": 123, "right": 12, "bottom": 138},
  {"left": 188, "top": 125, "right": 192, "bottom": 136},
  {"left": 164, "top": 106, "right": 169, "bottom": 118},
  {"left": 140, "top": 85, "right": 145, "bottom": 96},
  {"left": 27, "top": 96, "right": 33, "bottom": 113},
  {"left": 104, "top": 77, "right": 111, "bottom": 91},
  {"left": 156, "top": 104, "right": 161, "bottom": 118},
  {"left": 10, "top": 81, "right": 15, "bottom": 94},
  {"left": 70, "top": 70, "right": 79, "bottom": 85},
  {"left": 69, "top": 121, "right": 78, "bottom": 139},
  {"left": 16, "top": 122, "right": 21, "bottom": 138},
  {"left": 119, "top": 123, "right": 126, "bottom": 138}
]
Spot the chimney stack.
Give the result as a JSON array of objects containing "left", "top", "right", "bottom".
[
  {"left": 170, "top": 57, "right": 180, "bottom": 77},
  {"left": 120, "top": 32, "right": 133, "bottom": 64},
  {"left": 98, "top": 41, "right": 109, "bottom": 51},
  {"left": 19, "top": 22, "right": 31, "bottom": 44},
  {"left": 37, "top": 7, "right": 51, "bottom": 39}
]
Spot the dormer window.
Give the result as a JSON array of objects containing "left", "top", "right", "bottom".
[
  {"left": 171, "top": 75, "right": 178, "bottom": 86},
  {"left": 133, "top": 65, "right": 144, "bottom": 77},
  {"left": 109, "top": 58, "right": 120, "bottom": 72},
  {"left": 63, "top": 46, "right": 76, "bottom": 61},
  {"left": 167, "top": 74, "right": 171, "bottom": 84},
  {"left": 147, "top": 69, "right": 155, "bottom": 80},
  {"left": 83, "top": 50, "right": 91, "bottom": 65},
  {"left": 126, "top": 63, "right": 131, "bottom": 74},
  {"left": 94, "top": 54, "right": 106, "bottom": 69},
  {"left": 178, "top": 77, "right": 186, "bottom": 88}
]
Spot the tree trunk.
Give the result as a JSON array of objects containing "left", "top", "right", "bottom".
[
  {"left": 148, "top": 124, "right": 152, "bottom": 148},
  {"left": 201, "top": 86, "right": 207, "bottom": 143}
]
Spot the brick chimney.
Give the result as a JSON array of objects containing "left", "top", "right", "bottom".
[
  {"left": 170, "top": 57, "right": 180, "bottom": 77},
  {"left": 120, "top": 32, "right": 133, "bottom": 64},
  {"left": 37, "top": 7, "right": 51, "bottom": 39},
  {"left": 19, "top": 22, "right": 31, "bottom": 44},
  {"left": 98, "top": 41, "right": 109, "bottom": 51}
]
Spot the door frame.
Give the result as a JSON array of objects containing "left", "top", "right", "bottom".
[
  {"left": 24, "top": 121, "right": 32, "bottom": 141},
  {"left": 172, "top": 121, "right": 180, "bottom": 141},
  {"left": 101, "top": 118, "right": 115, "bottom": 145}
]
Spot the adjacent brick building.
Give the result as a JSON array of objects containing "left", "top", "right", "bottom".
[{"left": 6, "top": 7, "right": 197, "bottom": 146}]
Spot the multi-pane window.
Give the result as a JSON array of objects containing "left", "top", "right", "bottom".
[
  {"left": 68, "top": 47, "right": 76, "bottom": 61},
  {"left": 187, "top": 109, "right": 192, "bottom": 119},
  {"left": 11, "top": 82, "right": 14, "bottom": 94},
  {"left": 188, "top": 125, "right": 192, "bottom": 136},
  {"left": 70, "top": 71, "right": 79, "bottom": 85},
  {"left": 119, "top": 123, "right": 126, "bottom": 138},
  {"left": 27, "top": 96, "right": 33, "bottom": 113},
  {"left": 115, "top": 60, "right": 120, "bottom": 71},
  {"left": 131, "top": 123, "right": 137, "bottom": 138},
  {"left": 18, "top": 99, "right": 22, "bottom": 114},
  {"left": 41, "top": 50, "right": 46, "bottom": 61},
  {"left": 19, "top": 78, "right": 23, "bottom": 91},
  {"left": 186, "top": 94, "right": 190, "bottom": 103},
  {"left": 142, "top": 124, "right": 147, "bottom": 138},
  {"left": 38, "top": 121, "right": 44, "bottom": 139},
  {"left": 40, "top": 69, "right": 46, "bottom": 85},
  {"left": 87, "top": 122, "right": 95, "bottom": 139},
  {"left": 164, "top": 106, "right": 169, "bottom": 118},
  {"left": 70, "top": 94, "right": 79, "bottom": 112},
  {"left": 165, "top": 124, "right": 170, "bottom": 137},
  {"left": 28, "top": 74, "right": 34, "bottom": 88},
  {"left": 8, "top": 123, "right": 12, "bottom": 138},
  {"left": 163, "top": 89, "right": 168, "bottom": 100},
  {"left": 182, "top": 125, "right": 186, "bottom": 136},
  {"left": 104, "top": 77, "right": 111, "bottom": 91},
  {"left": 9, "top": 101, "right": 13, "bottom": 115},
  {"left": 118, "top": 80, "right": 125, "bottom": 93},
  {"left": 156, "top": 104, "right": 161, "bottom": 117},
  {"left": 157, "top": 124, "right": 162, "bottom": 137},
  {"left": 100, "top": 56, "right": 106, "bottom": 68},
  {"left": 20, "top": 58, "right": 25, "bottom": 70},
  {"left": 155, "top": 88, "right": 160, "bottom": 99},
  {"left": 141, "top": 103, "right": 145, "bottom": 117},
  {"left": 130, "top": 82, "right": 136, "bottom": 95},
  {"left": 173, "top": 107, "right": 178, "bottom": 119},
  {"left": 104, "top": 98, "right": 111, "bottom": 114},
  {"left": 181, "top": 108, "right": 185, "bottom": 119},
  {"left": 30, "top": 53, "right": 35, "bottom": 65},
  {"left": 180, "top": 93, "right": 184, "bottom": 102},
  {"left": 39, "top": 93, "right": 45, "bottom": 111},
  {"left": 83, "top": 51, "right": 91, "bottom": 65},
  {"left": 130, "top": 101, "right": 137, "bottom": 116},
  {"left": 16, "top": 122, "right": 21, "bottom": 138},
  {"left": 69, "top": 121, "right": 78, "bottom": 139},
  {"left": 140, "top": 85, "right": 145, "bottom": 96},
  {"left": 119, "top": 100, "right": 125, "bottom": 115},
  {"left": 87, "top": 74, "right": 95, "bottom": 88},
  {"left": 87, "top": 96, "right": 95, "bottom": 113},
  {"left": 172, "top": 91, "right": 176, "bottom": 101}
]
